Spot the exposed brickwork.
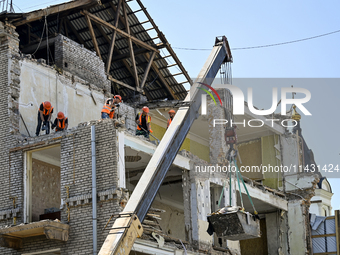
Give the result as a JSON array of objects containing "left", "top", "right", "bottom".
[
  {"left": 54, "top": 34, "right": 111, "bottom": 92},
  {"left": 0, "top": 21, "right": 23, "bottom": 233},
  {"left": 0, "top": 120, "right": 127, "bottom": 254}
]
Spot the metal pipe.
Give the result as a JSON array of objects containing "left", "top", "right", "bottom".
[{"left": 91, "top": 125, "right": 97, "bottom": 255}]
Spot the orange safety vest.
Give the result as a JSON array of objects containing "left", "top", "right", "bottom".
[
  {"left": 167, "top": 118, "right": 172, "bottom": 128},
  {"left": 137, "top": 112, "right": 152, "bottom": 133},
  {"left": 56, "top": 117, "right": 67, "bottom": 131},
  {"left": 101, "top": 104, "right": 114, "bottom": 119},
  {"left": 41, "top": 102, "right": 54, "bottom": 116}
]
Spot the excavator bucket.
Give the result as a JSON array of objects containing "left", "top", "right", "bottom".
[{"left": 207, "top": 210, "right": 260, "bottom": 240}]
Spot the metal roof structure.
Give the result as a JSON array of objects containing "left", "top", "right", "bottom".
[{"left": 0, "top": 0, "right": 193, "bottom": 101}]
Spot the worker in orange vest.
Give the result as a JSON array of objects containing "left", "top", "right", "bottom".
[
  {"left": 135, "top": 106, "right": 152, "bottom": 138},
  {"left": 51, "top": 112, "right": 68, "bottom": 132},
  {"left": 101, "top": 98, "right": 114, "bottom": 119},
  {"left": 36, "top": 101, "right": 53, "bottom": 136},
  {"left": 101, "top": 95, "right": 122, "bottom": 119},
  {"left": 167, "top": 109, "right": 176, "bottom": 129}
]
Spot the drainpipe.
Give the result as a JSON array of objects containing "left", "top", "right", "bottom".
[{"left": 91, "top": 125, "right": 97, "bottom": 255}]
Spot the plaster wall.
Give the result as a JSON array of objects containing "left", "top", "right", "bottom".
[{"left": 18, "top": 59, "right": 106, "bottom": 136}]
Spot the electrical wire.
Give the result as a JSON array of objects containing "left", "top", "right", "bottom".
[
  {"left": 172, "top": 29, "right": 340, "bottom": 51},
  {"left": 21, "top": 0, "right": 64, "bottom": 10},
  {"left": 31, "top": 17, "right": 47, "bottom": 56}
]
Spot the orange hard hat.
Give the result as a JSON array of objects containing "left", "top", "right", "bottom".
[
  {"left": 142, "top": 106, "right": 149, "bottom": 113},
  {"left": 44, "top": 101, "right": 51, "bottom": 109},
  {"left": 57, "top": 112, "right": 65, "bottom": 119},
  {"left": 168, "top": 109, "right": 175, "bottom": 114},
  {"left": 114, "top": 95, "right": 122, "bottom": 102}
]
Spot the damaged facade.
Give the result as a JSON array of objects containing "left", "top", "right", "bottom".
[{"left": 0, "top": 0, "right": 335, "bottom": 254}]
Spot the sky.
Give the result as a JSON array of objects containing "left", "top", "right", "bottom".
[{"left": 13, "top": 0, "right": 340, "bottom": 211}]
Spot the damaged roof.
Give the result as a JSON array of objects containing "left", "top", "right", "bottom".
[{"left": 0, "top": 0, "right": 191, "bottom": 101}]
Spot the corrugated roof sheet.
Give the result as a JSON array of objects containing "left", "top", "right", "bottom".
[{"left": 1, "top": 0, "right": 190, "bottom": 101}]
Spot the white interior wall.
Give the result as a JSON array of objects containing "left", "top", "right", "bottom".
[{"left": 19, "top": 60, "right": 105, "bottom": 136}]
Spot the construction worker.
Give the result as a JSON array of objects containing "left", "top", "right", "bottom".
[
  {"left": 51, "top": 112, "right": 68, "bottom": 132},
  {"left": 135, "top": 106, "right": 152, "bottom": 138},
  {"left": 36, "top": 101, "right": 53, "bottom": 136},
  {"left": 101, "top": 95, "right": 122, "bottom": 119},
  {"left": 101, "top": 98, "right": 114, "bottom": 119},
  {"left": 112, "top": 95, "right": 122, "bottom": 118},
  {"left": 167, "top": 109, "right": 176, "bottom": 129}
]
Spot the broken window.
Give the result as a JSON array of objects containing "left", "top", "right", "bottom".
[{"left": 25, "top": 145, "right": 61, "bottom": 223}]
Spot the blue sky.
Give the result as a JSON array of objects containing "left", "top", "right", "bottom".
[{"left": 15, "top": 0, "right": 340, "bottom": 211}]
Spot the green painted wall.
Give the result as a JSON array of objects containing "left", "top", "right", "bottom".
[{"left": 150, "top": 122, "right": 210, "bottom": 162}]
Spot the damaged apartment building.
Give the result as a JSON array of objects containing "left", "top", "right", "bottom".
[{"left": 0, "top": 0, "right": 334, "bottom": 254}]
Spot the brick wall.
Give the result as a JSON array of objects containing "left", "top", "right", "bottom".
[
  {"left": 0, "top": 21, "right": 22, "bottom": 229},
  {"left": 54, "top": 34, "right": 111, "bottom": 92},
  {"left": 0, "top": 119, "right": 128, "bottom": 254}
]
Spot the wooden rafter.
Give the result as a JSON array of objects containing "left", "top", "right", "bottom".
[
  {"left": 80, "top": 10, "right": 158, "bottom": 53},
  {"left": 135, "top": 0, "right": 192, "bottom": 86},
  {"left": 106, "top": 3, "right": 177, "bottom": 99},
  {"left": 106, "top": 0, "right": 122, "bottom": 74},
  {"left": 63, "top": 19, "right": 69, "bottom": 38},
  {"left": 65, "top": 18, "right": 86, "bottom": 45},
  {"left": 108, "top": 75, "right": 143, "bottom": 93},
  {"left": 140, "top": 51, "right": 155, "bottom": 89},
  {"left": 13, "top": 0, "right": 96, "bottom": 27},
  {"left": 84, "top": 13, "right": 102, "bottom": 60},
  {"left": 122, "top": 0, "right": 139, "bottom": 88}
]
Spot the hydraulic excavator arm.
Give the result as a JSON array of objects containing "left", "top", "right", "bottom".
[{"left": 98, "top": 36, "right": 232, "bottom": 255}]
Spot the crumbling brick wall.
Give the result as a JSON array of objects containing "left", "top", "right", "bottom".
[
  {"left": 0, "top": 21, "right": 23, "bottom": 230},
  {"left": 0, "top": 120, "right": 128, "bottom": 254},
  {"left": 55, "top": 34, "right": 110, "bottom": 92}
]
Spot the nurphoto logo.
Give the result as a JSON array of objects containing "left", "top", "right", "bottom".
[{"left": 199, "top": 83, "right": 311, "bottom": 128}]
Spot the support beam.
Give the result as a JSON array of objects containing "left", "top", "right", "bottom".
[
  {"left": 135, "top": 0, "right": 193, "bottom": 85},
  {"left": 14, "top": 0, "right": 96, "bottom": 26},
  {"left": 107, "top": 75, "right": 143, "bottom": 93},
  {"left": 122, "top": 0, "right": 139, "bottom": 87},
  {"left": 63, "top": 19, "right": 69, "bottom": 38},
  {"left": 106, "top": 0, "right": 122, "bottom": 73},
  {"left": 81, "top": 10, "right": 159, "bottom": 53},
  {"left": 84, "top": 14, "right": 102, "bottom": 60},
  {"left": 146, "top": 52, "right": 178, "bottom": 100},
  {"left": 140, "top": 51, "right": 155, "bottom": 89},
  {"left": 65, "top": 18, "right": 86, "bottom": 45}
]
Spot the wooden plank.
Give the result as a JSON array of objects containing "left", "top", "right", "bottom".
[
  {"left": 122, "top": 0, "right": 139, "bottom": 87},
  {"left": 63, "top": 19, "right": 69, "bottom": 38},
  {"left": 146, "top": 52, "right": 178, "bottom": 100},
  {"left": 312, "top": 233, "right": 336, "bottom": 238},
  {"left": 135, "top": 0, "right": 192, "bottom": 86},
  {"left": 81, "top": 10, "right": 158, "bottom": 53},
  {"left": 313, "top": 253, "right": 337, "bottom": 255},
  {"left": 107, "top": 75, "right": 143, "bottom": 93},
  {"left": 106, "top": 0, "right": 122, "bottom": 73},
  {"left": 140, "top": 51, "right": 155, "bottom": 89},
  {"left": 84, "top": 14, "right": 102, "bottom": 60},
  {"left": 14, "top": 0, "right": 95, "bottom": 27}
]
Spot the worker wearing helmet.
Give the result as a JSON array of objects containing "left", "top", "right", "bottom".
[
  {"left": 101, "top": 98, "right": 114, "bottom": 119},
  {"left": 51, "top": 112, "right": 68, "bottom": 132},
  {"left": 167, "top": 109, "right": 176, "bottom": 129},
  {"left": 101, "top": 95, "right": 122, "bottom": 119},
  {"left": 36, "top": 101, "right": 54, "bottom": 136},
  {"left": 135, "top": 106, "right": 152, "bottom": 138}
]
